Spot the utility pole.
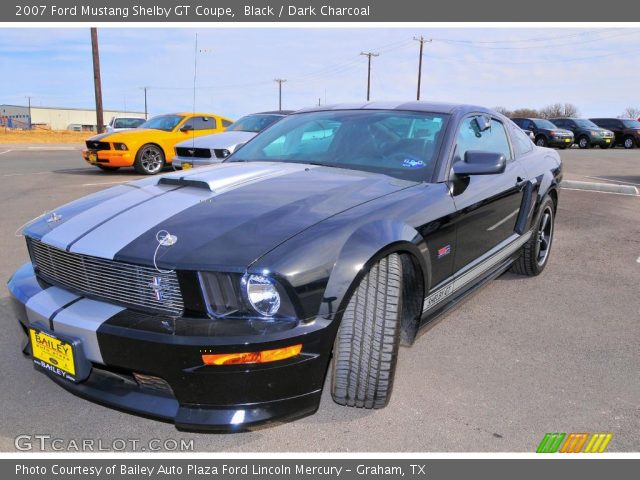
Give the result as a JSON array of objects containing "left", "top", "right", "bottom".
[
  {"left": 143, "top": 87, "right": 148, "bottom": 119},
  {"left": 274, "top": 78, "right": 286, "bottom": 110},
  {"left": 413, "top": 36, "right": 432, "bottom": 101},
  {"left": 26, "top": 96, "right": 32, "bottom": 129},
  {"left": 360, "top": 52, "right": 379, "bottom": 101},
  {"left": 90, "top": 28, "right": 104, "bottom": 133}
]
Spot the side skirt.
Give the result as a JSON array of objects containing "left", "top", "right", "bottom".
[{"left": 417, "top": 232, "right": 531, "bottom": 329}]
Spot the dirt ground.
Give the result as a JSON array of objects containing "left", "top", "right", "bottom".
[{"left": 0, "top": 129, "right": 89, "bottom": 144}]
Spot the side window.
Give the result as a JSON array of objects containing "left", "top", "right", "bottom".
[
  {"left": 191, "top": 116, "right": 217, "bottom": 130},
  {"left": 222, "top": 119, "right": 233, "bottom": 128},
  {"left": 455, "top": 116, "right": 512, "bottom": 162},
  {"left": 511, "top": 126, "right": 534, "bottom": 156}
]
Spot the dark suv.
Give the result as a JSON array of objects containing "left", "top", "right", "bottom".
[
  {"left": 550, "top": 118, "right": 615, "bottom": 149},
  {"left": 512, "top": 118, "right": 574, "bottom": 149},
  {"left": 589, "top": 118, "right": 640, "bottom": 149}
]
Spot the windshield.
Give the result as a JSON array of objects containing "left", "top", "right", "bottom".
[
  {"left": 229, "top": 110, "right": 448, "bottom": 182},
  {"left": 532, "top": 119, "right": 558, "bottom": 129},
  {"left": 113, "top": 118, "right": 145, "bottom": 129},
  {"left": 621, "top": 119, "right": 640, "bottom": 128},
  {"left": 574, "top": 119, "right": 599, "bottom": 128},
  {"left": 139, "top": 114, "right": 184, "bottom": 132},
  {"left": 227, "top": 114, "right": 284, "bottom": 133}
]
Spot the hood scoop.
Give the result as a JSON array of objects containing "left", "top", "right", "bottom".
[{"left": 157, "top": 162, "right": 317, "bottom": 193}]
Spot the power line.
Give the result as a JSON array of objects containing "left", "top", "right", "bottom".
[{"left": 360, "top": 52, "right": 379, "bottom": 101}]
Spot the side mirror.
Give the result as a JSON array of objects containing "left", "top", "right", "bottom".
[
  {"left": 180, "top": 125, "right": 193, "bottom": 132},
  {"left": 453, "top": 151, "right": 506, "bottom": 176}
]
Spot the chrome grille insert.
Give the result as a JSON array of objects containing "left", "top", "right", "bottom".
[{"left": 28, "top": 239, "right": 184, "bottom": 316}]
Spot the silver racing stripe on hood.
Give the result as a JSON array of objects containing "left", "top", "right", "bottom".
[
  {"left": 68, "top": 162, "right": 318, "bottom": 259},
  {"left": 39, "top": 182, "right": 176, "bottom": 251}
]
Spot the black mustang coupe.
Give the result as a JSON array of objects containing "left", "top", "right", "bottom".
[{"left": 8, "top": 102, "right": 562, "bottom": 430}]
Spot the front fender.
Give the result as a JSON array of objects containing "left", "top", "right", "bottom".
[{"left": 320, "top": 220, "right": 429, "bottom": 319}]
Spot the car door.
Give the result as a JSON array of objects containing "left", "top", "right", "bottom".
[{"left": 450, "top": 115, "right": 527, "bottom": 271}]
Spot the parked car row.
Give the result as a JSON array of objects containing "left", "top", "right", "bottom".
[
  {"left": 512, "top": 116, "right": 640, "bottom": 150},
  {"left": 82, "top": 109, "right": 640, "bottom": 175}
]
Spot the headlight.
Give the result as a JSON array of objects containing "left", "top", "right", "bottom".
[
  {"left": 113, "top": 143, "right": 128, "bottom": 151},
  {"left": 244, "top": 274, "right": 280, "bottom": 316}
]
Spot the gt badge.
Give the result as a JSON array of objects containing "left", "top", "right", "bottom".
[{"left": 437, "top": 245, "right": 451, "bottom": 258}]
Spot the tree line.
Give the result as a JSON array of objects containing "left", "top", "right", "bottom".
[{"left": 493, "top": 103, "right": 640, "bottom": 120}]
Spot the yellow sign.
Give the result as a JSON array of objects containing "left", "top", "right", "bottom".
[{"left": 29, "top": 329, "right": 76, "bottom": 376}]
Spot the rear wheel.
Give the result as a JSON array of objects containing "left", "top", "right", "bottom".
[
  {"left": 578, "top": 136, "right": 590, "bottom": 149},
  {"left": 535, "top": 136, "right": 548, "bottom": 147},
  {"left": 97, "top": 165, "right": 120, "bottom": 172},
  {"left": 134, "top": 144, "right": 165, "bottom": 174},
  {"left": 511, "top": 196, "right": 555, "bottom": 277},
  {"left": 331, "top": 253, "right": 402, "bottom": 409}
]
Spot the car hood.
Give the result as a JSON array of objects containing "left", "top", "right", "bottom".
[
  {"left": 86, "top": 128, "right": 171, "bottom": 144},
  {"left": 175, "top": 131, "right": 256, "bottom": 149},
  {"left": 24, "top": 161, "right": 416, "bottom": 270}
]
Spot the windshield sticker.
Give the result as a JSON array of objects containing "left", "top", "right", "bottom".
[{"left": 402, "top": 158, "right": 426, "bottom": 169}]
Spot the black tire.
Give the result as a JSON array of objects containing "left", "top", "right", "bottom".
[
  {"left": 97, "top": 165, "right": 120, "bottom": 172},
  {"left": 623, "top": 136, "right": 636, "bottom": 149},
  {"left": 331, "top": 253, "right": 402, "bottom": 409},
  {"left": 134, "top": 144, "right": 165, "bottom": 174},
  {"left": 511, "top": 196, "right": 555, "bottom": 277},
  {"left": 535, "top": 136, "right": 548, "bottom": 147},
  {"left": 577, "top": 136, "right": 590, "bottom": 149}
]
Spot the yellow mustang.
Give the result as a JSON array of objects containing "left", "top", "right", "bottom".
[{"left": 82, "top": 112, "right": 234, "bottom": 174}]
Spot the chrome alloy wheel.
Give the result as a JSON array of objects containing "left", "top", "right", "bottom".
[
  {"left": 535, "top": 206, "right": 554, "bottom": 266},
  {"left": 140, "top": 146, "right": 164, "bottom": 174}
]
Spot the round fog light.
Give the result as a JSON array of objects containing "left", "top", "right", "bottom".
[{"left": 245, "top": 275, "right": 280, "bottom": 316}]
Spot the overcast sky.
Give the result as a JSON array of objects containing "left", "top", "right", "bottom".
[{"left": 0, "top": 27, "right": 639, "bottom": 119}]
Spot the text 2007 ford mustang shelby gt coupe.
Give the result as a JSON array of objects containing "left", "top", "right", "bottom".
[{"left": 8, "top": 102, "right": 562, "bottom": 431}]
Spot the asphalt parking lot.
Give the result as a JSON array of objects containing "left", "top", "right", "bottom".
[{"left": 0, "top": 146, "right": 638, "bottom": 452}]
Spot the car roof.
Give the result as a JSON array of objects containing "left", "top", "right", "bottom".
[
  {"left": 252, "top": 110, "right": 294, "bottom": 115},
  {"left": 294, "top": 101, "right": 492, "bottom": 116},
  {"left": 166, "top": 112, "right": 220, "bottom": 117}
]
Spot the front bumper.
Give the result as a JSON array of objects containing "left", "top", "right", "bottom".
[
  {"left": 590, "top": 135, "right": 614, "bottom": 146},
  {"left": 7, "top": 263, "right": 333, "bottom": 431},
  {"left": 172, "top": 155, "right": 221, "bottom": 169},
  {"left": 548, "top": 136, "right": 574, "bottom": 147},
  {"left": 82, "top": 149, "right": 133, "bottom": 167}
]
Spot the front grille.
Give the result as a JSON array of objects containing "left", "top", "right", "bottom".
[
  {"left": 175, "top": 147, "right": 211, "bottom": 158},
  {"left": 28, "top": 239, "right": 184, "bottom": 316},
  {"left": 85, "top": 141, "right": 110, "bottom": 151}
]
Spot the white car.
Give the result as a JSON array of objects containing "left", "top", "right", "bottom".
[
  {"left": 173, "top": 111, "right": 291, "bottom": 170},
  {"left": 105, "top": 116, "right": 146, "bottom": 133}
]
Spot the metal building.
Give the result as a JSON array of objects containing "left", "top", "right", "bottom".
[{"left": 0, "top": 104, "right": 145, "bottom": 131}]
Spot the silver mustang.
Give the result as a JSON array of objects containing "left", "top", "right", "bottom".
[{"left": 172, "top": 111, "right": 292, "bottom": 170}]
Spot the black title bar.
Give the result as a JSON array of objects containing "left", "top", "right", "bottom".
[{"left": 4, "top": 0, "right": 640, "bottom": 22}]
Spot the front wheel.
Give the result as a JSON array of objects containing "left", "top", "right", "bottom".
[
  {"left": 535, "top": 136, "right": 548, "bottom": 147},
  {"left": 511, "top": 196, "right": 555, "bottom": 276},
  {"left": 134, "top": 144, "right": 165, "bottom": 175},
  {"left": 623, "top": 136, "right": 636, "bottom": 149},
  {"left": 331, "top": 253, "right": 402, "bottom": 409},
  {"left": 578, "top": 136, "right": 590, "bottom": 149}
]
